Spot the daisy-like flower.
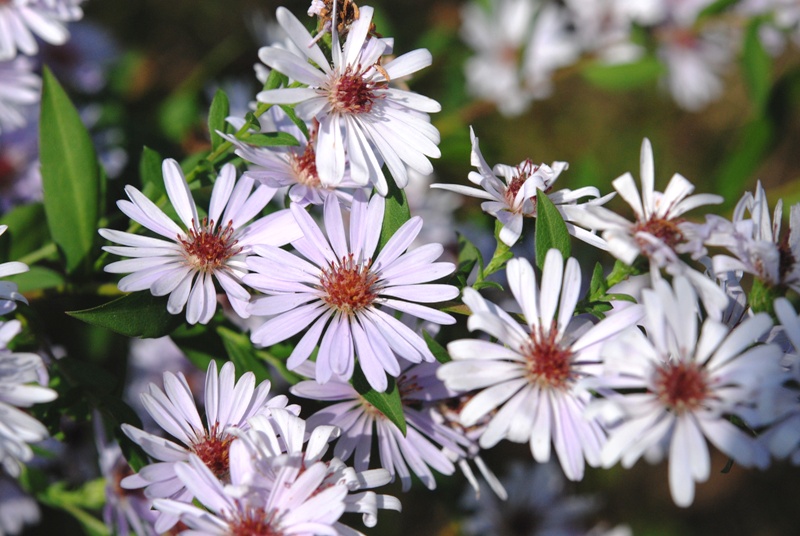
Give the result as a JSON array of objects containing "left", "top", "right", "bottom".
[
  {"left": 120, "top": 360, "right": 295, "bottom": 533},
  {"left": 245, "top": 191, "right": 458, "bottom": 392},
  {"left": 291, "top": 361, "right": 469, "bottom": 491},
  {"left": 0, "top": 0, "right": 84, "bottom": 60},
  {"left": 99, "top": 159, "right": 301, "bottom": 325},
  {"left": 437, "top": 250, "right": 644, "bottom": 481},
  {"left": 563, "top": 138, "right": 728, "bottom": 316},
  {"left": 0, "top": 320, "right": 57, "bottom": 478},
  {"left": 0, "top": 226, "right": 29, "bottom": 316},
  {"left": 0, "top": 58, "right": 39, "bottom": 135},
  {"left": 432, "top": 127, "right": 609, "bottom": 248},
  {"left": 256, "top": 5, "right": 441, "bottom": 195},
  {"left": 594, "top": 277, "right": 781, "bottom": 507}
]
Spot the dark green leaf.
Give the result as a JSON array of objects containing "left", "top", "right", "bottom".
[
  {"left": 742, "top": 18, "right": 772, "bottom": 111},
  {"left": 472, "top": 280, "right": 505, "bottom": 291},
  {"left": 264, "top": 69, "right": 288, "bottom": 91},
  {"left": 67, "top": 292, "right": 184, "bottom": 338},
  {"left": 588, "top": 262, "right": 608, "bottom": 301},
  {"left": 39, "top": 67, "right": 101, "bottom": 276},
  {"left": 423, "top": 331, "right": 451, "bottom": 364},
  {"left": 139, "top": 146, "right": 165, "bottom": 199},
  {"left": 0, "top": 203, "right": 52, "bottom": 262},
  {"left": 452, "top": 232, "right": 483, "bottom": 288},
  {"left": 5, "top": 266, "right": 64, "bottom": 293},
  {"left": 376, "top": 177, "right": 411, "bottom": 254},
  {"left": 697, "top": 0, "right": 739, "bottom": 19},
  {"left": 581, "top": 58, "right": 663, "bottom": 91},
  {"left": 534, "top": 189, "right": 571, "bottom": 269},
  {"left": 715, "top": 117, "right": 774, "bottom": 205},
  {"left": 242, "top": 132, "right": 301, "bottom": 147},
  {"left": 279, "top": 104, "right": 310, "bottom": 140},
  {"left": 217, "top": 326, "right": 272, "bottom": 383},
  {"left": 352, "top": 367, "right": 406, "bottom": 436},
  {"left": 208, "top": 89, "right": 230, "bottom": 151}
]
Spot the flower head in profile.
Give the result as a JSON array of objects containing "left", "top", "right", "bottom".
[
  {"left": 100, "top": 159, "right": 301, "bottom": 324},
  {"left": 0, "top": 0, "right": 84, "bottom": 60},
  {"left": 594, "top": 277, "right": 781, "bottom": 507},
  {"left": 0, "top": 320, "right": 57, "bottom": 477},
  {"left": 438, "top": 250, "right": 643, "bottom": 481},
  {"left": 433, "top": 128, "right": 608, "bottom": 248},
  {"left": 257, "top": 5, "right": 441, "bottom": 194},
  {"left": 0, "top": 58, "right": 39, "bottom": 135},
  {"left": 120, "top": 360, "right": 295, "bottom": 533},
  {"left": 245, "top": 191, "right": 458, "bottom": 392}
]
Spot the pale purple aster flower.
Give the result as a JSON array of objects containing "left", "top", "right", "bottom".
[
  {"left": 563, "top": 138, "right": 728, "bottom": 317},
  {"left": 437, "top": 251, "right": 644, "bottom": 481},
  {"left": 256, "top": 6, "right": 441, "bottom": 195},
  {"left": 0, "top": 58, "right": 38, "bottom": 135},
  {"left": 0, "top": 320, "right": 57, "bottom": 477},
  {"left": 153, "top": 453, "right": 347, "bottom": 536},
  {"left": 432, "top": 127, "right": 609, "bottom": 248},
  {"left": 245, "top": 191, "right": 458, "bottom": 392},
  {"left": 120, "top": 360, "right": 296, "bottom": 533},
  {"left": 99, "top": 159, "right": 301, "bottom": 325},
  {"left": 0, "top": 474, "right": 39, "bottom": 535},
  {"left": 0, "top": 0, "right": 83, "bottom": 60},
  {"left": 593, "top": 277, "right": 781, "bottom": 507},
  {"left": 0, "top": 226, "right": 28, "bottom": 315},
  {"left": 291, "top": 361, "right": 470, "bottom": 491}
]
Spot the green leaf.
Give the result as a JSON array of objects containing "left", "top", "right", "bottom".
[
  {"left": 38, "top": 480, "right": 111, "bottom": 536},
  {"left": 159, "top": 91, "right": 199, "bottom": 142},
  {"left": 697, "top": 0, "right": 739, "bottom": 19},
  {"left": 217, "top": 326, "right": 272, "bottom": 383},
  {"left": 742, "top": 18, "right": 772, "bottom": 111},
  {"left": 715, "top": 117, "right": 774, "bottom": 205},
  {"left": 67, "top": 292, "right": 184, "bottom": 338},
  {"left": 423, "top": 331, "right": 451, "bottom": 363},
  {"left": 5, "top": 266, "right": 64, "bottom": 293},
  {"left": 279, "top": 104, "right": 310, "bottom": 140},
  {"left": 242, "top": 132, "right": 301, "bottom": 147},
  {"left": 208, "top": 88, "right": 230, "bottom": 150},
  {"left": 0, "top": 203, "right": 52, "bottom": 262},
  {"left": 352, "top": 367, "right": 407, "bottom": 436},
  {"left": 452, "top": 232, "right": 483, "bottom": 288},
  {"left": 534, "top": 189, "right": 571, "bottom": 269},
  {"left": 139, "top": 146, "right": 166, "bottom": 199},
  {"left": 588, "top": 262, "right": 608, "bottom": 301},
  {"left": 376, "top": 177, "right": 411, "bottom": 254},
  {"left": 581, "top": 57, "right": 664, "bottom": 91},
  {"left": 39, "top": 67, "right": 101, "bottom": 276}
]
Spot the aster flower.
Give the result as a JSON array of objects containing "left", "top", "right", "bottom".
[
  {"left": 0, "top": 474, "right": 39, "bottom": 536},
  {"left": 0, "top": 320, "right": 57, "bottom": 478},
  {"left": 245, "top": 191, "right": 458, "bottom": 392},
  {"left": 432, "top": 127, "right": 609, "bottom": 248},
  {"left": 0, "top": 227, "right": 29, "bottom": 316},
  {"left": 594, "top": 277, "right": 781, "bottom": 507},
  {"left": 0, "top": 0, "right": 84, "bottom": 60},
  {"left": 291, "top": 360, "right": 469, "bottom": 491},
  {"left": 99, "top": 159, "right": 301, "bottom": 325},
  {"left": 0, "top": 58, "right": 39, "bottom": 135},
  {"left": 120, "top": 360, "right": 295, "bottom": 533},
  {"left": 437, "top": 251, "right": 644, "bottom": 481},
  {"left": 256, "top": 5, "right": 441, "bottom": 195}
]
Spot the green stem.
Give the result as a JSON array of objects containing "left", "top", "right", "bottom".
[{"left": 17, "top": 242, "right": 58, "bottom": 266}]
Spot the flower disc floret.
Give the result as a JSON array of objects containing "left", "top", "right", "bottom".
[
  {"left": 320, "top": 255, "right": 380, "bottom": 314},
  {"left": 522, "top": 324, "right": 574, "bottom": 390},
  {"left": 180, "top": 218, "right": 241, "bottom": 273},
  {"left": 328, "top": 64, "right": 386, "bottom": 114},
  {"left": 654, "top": 361, "right": 708, "bottom": 413}
]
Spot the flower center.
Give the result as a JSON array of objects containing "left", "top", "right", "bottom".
[
  {"left": 654, "top": 362, "right": 708, "bottom": 413},
  {"left": 504, "top": 159, "right": 538, "bottom": 207},
  {"left": 329, "top": 65, "right": 385, "bottom": 114},
  {"left": 180, "top": 218, "right": 241, "bottom": 273},
  {"left": 521, "top": 324, "right": 573, "bottom": 389},
  {"left": 320, "top": 254, "right": 379, "bottom": 315},
  {"left": 290, "top": 142, "right": 321, "bottom": 188},
  {"left": 193, "top": 424, "right": 234, "bottom": 480},
  {"left": 229, "top": 508, "right": 282, "bottom": 536},
  {"left": 633, "top": 216, "right": 685, "bottom": 250},
  {"left": 778, "top": 232, "right": 796, "bottom": 283}
]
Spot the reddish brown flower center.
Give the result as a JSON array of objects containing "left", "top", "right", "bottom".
[
  {"left": 228, "top": 507, "right": 282, "bottom": 536},
  {"left": 192, "top": 424, "right": 234, "bottom": 480},
  {"left": 179, "top": 218, "right": 241, "bottom": 273},
  {"left": 320, "top": 254, "right": 380, "bottom": 315},
  {"left": 291, "top": 142, "right": 321, "bottom": 188},
  {"left": 778, "top": 232, "right": 796, "bottom": 282},
  {"left": 504, "top": 159, "right": 539, "bottom": 207},
  {"left": 329, "top": 65, "right": 386, "bottom": 114},
  {"left": 633, "top": 216, "right": 685, "bottom": 250},
  {"left": 522, "top": 324, "right": 573, "bottom": 389},
  {"left": 654, "top": 362, "right": 708, "bottom": 413},
  {"left": 0, "top": 156, "right": 15, "bottom": 186}
]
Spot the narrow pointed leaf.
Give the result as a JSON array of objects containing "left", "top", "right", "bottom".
[
  {"left": 352, "top": 367, "right": 407, "bottom": 436},
  {"left": 208, "top": 89, "right": 230, "bottom": 150},
  {"left": 534, "top": 189, "right": 571, "bottom": 268},
  {"left": 377, "top": 178, "right": 411, "bottom": 254},
  {"left": 67, "top": 292, "right": 184, "bottom": 338}
]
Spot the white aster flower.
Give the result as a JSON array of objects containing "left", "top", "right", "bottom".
[
  {"left": 0, "top": 58, "right": 39, "bottom": 135},
  {"left": 120, "top": 360, "right": 295, "bottom": 533},
  {"left": 0, "top": 226, "right": 28, "bottom": 316},
  {"left": 438, "top": 251, "right": 644, "bottom": 481},
  {"left": 0, "top": 320, "right": 57, "bottom": 478},
  {"left": 594, "top": 277, "right": 781, "bottom": 507},
  {"left": 256, "top": 6, "right": 441, "bottom": 195},
  {"left": 0, "top": 0, "right": 84, "bottom": 60},
  {"left": 432, "top": 127, "right": 608, "bottom": 248},
  {"left": 100, "top": 159, "right": 301, "bottom": 325},
  {"left": 245, "top": 191, "right": 458, "bottom": 392}
]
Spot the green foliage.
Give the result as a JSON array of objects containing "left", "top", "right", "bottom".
[
  {"left": 217, "top": 326, "right": 272, "bottom": 383},
  {"left": 0, "top": 203, "right": 53, "bottom": 262},
  {"left": 208, "top": 89, "right": 230, "bottom": 151},
  {"left": 139, "top": 146, "right": 166, "bottom": 199},
  {"left": 39, "top": 67, "right": 102, "bottom": 277},
  {"left": 742, "top": 18, "right": 772, "bottom": 112},
  {"left": 159, "top": 90, "right": 200, "bottom": 142},
  {"left": 581, "top": 57, "right": 664, "bottom": 91},
  {"left": 67, "top": 292, "right": 185, "bottom": 338},
  {"left": 377, "top": 178, "right": 411, "bottom": 254},
  {"left": 352, "top": 367, "right": 407, "bottom": 436},
  {"left": 423, "top": 331, "right": 451, "bottom": 364},
  {"left": 534, "top": 189, "right": 571, "bottom": 269},
  {"left": 241, "top": 132, "right": 301, "bottom": 147},
  {"left": 452, "top": 232, "right": 483, "bottom": 289},
  {"left": 37, "top": 479, "right": 110, "bottom": 536}
]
